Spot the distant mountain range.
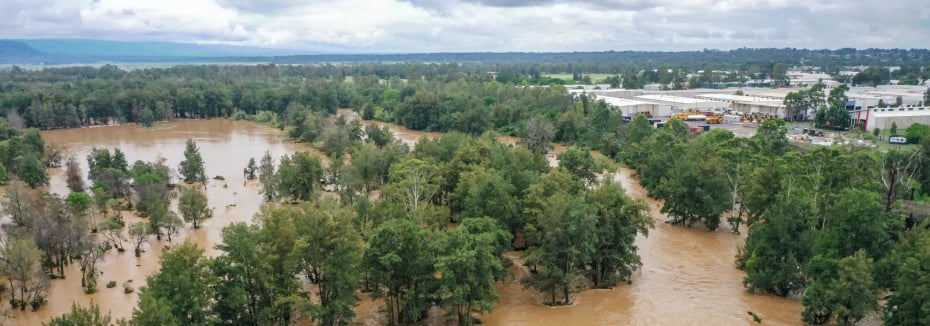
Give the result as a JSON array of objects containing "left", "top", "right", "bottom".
[
  {"left": 2, "top": 39, "right": 929, "bottom": 67},
  {"left": 0, "top": 39, "right": 334, "bottom": 64}
]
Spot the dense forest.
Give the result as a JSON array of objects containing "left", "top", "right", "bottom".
[{"left": 0, "top": 62, "right": 929, "bottom": 325}]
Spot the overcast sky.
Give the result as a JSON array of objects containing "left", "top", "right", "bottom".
[{"left": 2, "top": 0, "right": 929, "bottom": 52}]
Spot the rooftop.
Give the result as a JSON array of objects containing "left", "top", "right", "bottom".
[
  {"left": 871, "top": 107, "right": 930, "bottom": 117},
  {"left": 697, "top": 93, "right": 783, "bottom": 103},
  {"left": 598, "top": 96, "right": 655, "bottom": 107},
  {"left": 635, "top": 94, "right": 719, "bottom": 104}
]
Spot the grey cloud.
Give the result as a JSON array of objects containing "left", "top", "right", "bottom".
[
  {"left": 1, "top": 0, "right": 929, "bottom": 52},
  {"left": 403, "top": 0, "right": 661, "bottom": 11},
  {"left": 215, "top": 0, "right": 320, "bottom": 14}
]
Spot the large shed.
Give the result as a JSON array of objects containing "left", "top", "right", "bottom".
[
  {"left": 596, "top": 96, "right": 661, "bottom": 117},
  {"left": 634, "top": 94, "right": 724, "bottom": 115},
  {"left": 696, "top": 93, "right": 786, "bottom": 118},
  {"left": 858, "top": 107, "right": 930, "bottom": 131}
]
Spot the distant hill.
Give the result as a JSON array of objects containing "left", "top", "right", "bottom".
[
  {"left": 1, "top": 39, "right": 929, "bottom": 68},
  {"left": 17, "top": 39, "right": 309, "bottom": 58},
  {"left": 0, "top": 39, "right": 343, "bottom": 64},
  {"left": 0, "top": 40, "right": 51, "bottom": 64}
]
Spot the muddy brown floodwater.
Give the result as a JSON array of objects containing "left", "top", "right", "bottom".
[
  {"left": 11, "top": 120, "right": 317, "bottom": 325},
  {"left": 342, "top": 108, "right": 803, "bottom": 325},
  {"left": 12, "top": 115, "right": 803, "bottom": 325},
  {"left": 482, "top": 168, "right": 803, "bottom": 326}
]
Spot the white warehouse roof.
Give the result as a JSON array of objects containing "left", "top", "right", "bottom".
[
  {"left": 598, "top": 96, "right": 655, "bottom": 107},
  {"left": 635, "top": 94, "right": 719, "bottom": 104},
  {"left": 871, "top": 107, "right": 930, "bottom": 118},
  {"left": 697, "top": 93, "right": 783, "bottom": 103}
]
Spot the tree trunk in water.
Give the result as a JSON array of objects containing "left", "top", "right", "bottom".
[
  {"left": 886, "top": 169, "right": 897, "bottom": 213},
  {"left": 563, "top": 286, "right": 571, "bottom": 305}
]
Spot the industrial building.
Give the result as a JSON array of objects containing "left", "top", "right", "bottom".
[
  {"left": 595, "top": 96, "right": 662, "bottom": 117},
  {"left": 634, "top": 94, "right": 725, "bottom": 114},
  {"left": 695, "top": 93, "right": 786, "bottom": 118},
  {"left": 854, "top": 107, "right": 930, "bottom": 132}
]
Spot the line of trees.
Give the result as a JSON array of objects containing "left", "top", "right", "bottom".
[{"left": 622, "top": 111, "right": 930, "bottom": 325}]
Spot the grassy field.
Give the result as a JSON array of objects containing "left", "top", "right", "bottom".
[{"left": 543, "top": 73, "right": 616, "bottom": 83}]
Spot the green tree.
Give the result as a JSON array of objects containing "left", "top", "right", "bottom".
[
  {"left": 626, "top": 113, "right": 654, "bottom": 146},
  {"left": 277, "top": 152, "right": 323, "bottom": 201},
  {"left": 658, "top": 142, "right": 730, "bottom": 230},
  {"left": 588, "top": 182, "right": 653, "bottom": 288},
  {"left": 258, "top": 150, "right": 277, "bottom": 201},
  {"left": 135, "top": 241, "right": 214, "bottom": 325},
  {"left": 178, "top": 138, "right": 206, "bottom": 184},
  {"left": 884, "top": 229, "right": 930, "bottom": 325},
  {"left": 522, "top": 193, "right": 596, "bottom": 305},
  {"left": 132, "top": 290, "right": 179, "bottom": 326},
  {"left": 16, "top": 153, "right": 48, "bottom": 188},
  {"left": 0, "top": 237, "right": 48, "bottom": 311},
  {"left": 815, "top": 189, "right": 894, "bottom": 259},
  {"left": 815, "top": 84, "right": 851, "bottom": 130},
  {"left": 347, "top": 143, "right": 382, "bottom": 193},
  {"left": 452, "top": 167, "right": 518, "bottom": 234},
  {"left": 739, "top": 189, "right": 817, "bottom": 297},
  {"left": 383, "top": 157, "right": 441, "bottom": 212},
  {"left": 321, "top": 118, "right": 352, "bottom": 159},
  {"left": 752, "top": 119, "right": 788, "bottom": 157},
  {"left": 45, "top": 302, "right": 114, "bottom": 326},
  {"left": 890, "top": 121, "right": 899, "bottom": 136},
  {"left": 292, "top": 202, "right": 364, "bottom": 326},
  {"left": 830, "top": 251, "right": 878, "bottom": 325},
  {"left": 363, "top": 219, "right": 437, "bottom": 325},
  {"left": 905, "top": 123, "right": 930, "bottom": 144},
  {"left": 558, "top": 146, "right": 597, "bottom": 184},
  {"left": 436, "top": 217, "right": 510, "bottom": 326},
  {"left": 178, "top": 186, "right": 211, "bottom": 228},
  {"left": 139, "top": 107, "right": 155, "bottom": 127},
  {"left": 212, "top": 223, "right": 275, "bottom": 325},
  {"left": 520, "top": 116, "right": 554, "bottom": 154}
]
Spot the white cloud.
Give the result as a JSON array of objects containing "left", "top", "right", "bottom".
[{"left": 0, "top": 0, "right": 927, "bottom": 52}]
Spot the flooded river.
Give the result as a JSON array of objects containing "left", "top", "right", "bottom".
[
  {"left": 10, "top": 115, "right": 802, "bottom": 325},
  {"left": 12, "top": 120, "right": 315, "bottom": 325}
]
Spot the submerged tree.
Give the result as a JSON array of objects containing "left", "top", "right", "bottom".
[
  {"left": 244, "top": 157, "right": 257, "bottom": 180},
  {"left": 178, "top": 138, "right": 206, "bottom": 184},
  {"left": 522, "top": 193, "right": 596, "bottom": 305},
  {"left": 1, "top": 237, "right": 49, "bottom": 311},
  {"left": 178, "top": 186, "right": 211, "bottom": 228},
  {"left": 65, "top": 156, "right": 86, "bottom": 193},
  {"left": 135, "top": 242, "right": 214, "bottom": 325},
  {"left": 363, "top": 219, "right": 437, "bottom": 325},
  {"left": 436, "top": 217, "right": 510, "bottom": 326},
  {"left": 588, "top": 182, "right": 653, "bottom": 288},
  {"left": 258, "top": 150, "right": 277, "bottom": 201},
  {"left": 45, "top": 302, "right": 115, "bottom": 326},
  {"left": 520, "top": 116, "right": 554, "bottom": 154}
]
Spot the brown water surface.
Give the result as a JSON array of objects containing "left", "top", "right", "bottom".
[
  {"left": 11, "top": 120, "right": 315, "bottom": 324},
  {"left": 482, "top": 169, "right": 802, "bottom": 326},
  {"left": 338, "top": 109, "right": 804, "bottom": 325},
  {"left": 12, "top": 117, "right": 804, "bottom": 326}
]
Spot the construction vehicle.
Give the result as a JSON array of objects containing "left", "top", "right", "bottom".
[{"left": 706, "top": 116, "right": 724, "bottom": 124}]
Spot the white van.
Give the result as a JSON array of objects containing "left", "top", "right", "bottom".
[{"left": 889, "top": 137, "right": 908, "bottom": 144}]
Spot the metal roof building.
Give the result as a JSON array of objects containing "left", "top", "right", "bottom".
[
  {"left": 696, "top": 93, "right": 786, "bottom": 118},
  {"left": 634, "top": 94, "right": 725, "bottom": 114},
  {"left": 857, "top": 107, "right": 930, "bottom": 132},
  {"left": 596, "top": 96, "right": 661, "bottom": 117}
]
